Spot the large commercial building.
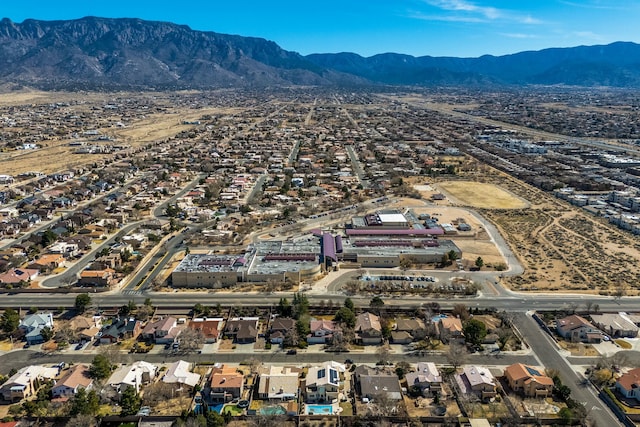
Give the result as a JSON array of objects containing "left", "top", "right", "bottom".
[{"left": 171, "top": 211, "right": 461, "bottom": 288}]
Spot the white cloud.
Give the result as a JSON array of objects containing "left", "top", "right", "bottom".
[
  {"left": 420, "top": 0, "right": 543, "bottom": 25},
  {"left": 573, "top": 31, "right": 605, "bottom": 41},
  {"left": 425, "top": 0, "right": 501, "bottom": 19},
  {"left": 499, "top": 33, "right": 538, "bottom": 39}
]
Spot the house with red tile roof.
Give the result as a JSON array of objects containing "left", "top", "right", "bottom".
[{"left": 616, "top": 368, "right": 640, "bottom": 401}]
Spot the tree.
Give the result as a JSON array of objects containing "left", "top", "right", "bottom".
[
  {"left": 89, "top": 354, "right": 112, "bottom": 380},
  {"left": 276, "top": 298, "right": 292, "bottom": 317},
  {"left": 40, "top": 326, "right": 54, "bottom": 342},
  {"left": 474, "top": 257, "right": 484, "bottom": 270},
  {"left": 179, "top": 328, "right": 205, "bottom": 352},
  {"left": 204, "top": 410, "right": 225, "bottom": 427},
  {"left": 136, "top": 304, "right": 154, "bottom": 321},
  {"left": 193, "top": 303, "right": 205, "bottom": 316},
  {"left": 66, "top": 414, "right": 98, "bottom": 427},
  {"left": 283, "top": 327, "right": 300, "bottom": 348},
  {"left": 344, "top": 298, "right": 355, "bottom": 311},
  {"left": 74, "top": 293, "right": 91, "bottom": 313},
  {"left": 463, "top": 319, "right": 487, "bottom": 347},
  {"left": 119, "top": 300, "right": 137, "bottom": 316},
  {"left": 395, "top": 361, "right": 412, "bottom": 379},
  {"left": 69, "top": 388, "right": 99, "bottom": 416},
  {"left": 334, "top": 307, "right": 356, "bottom": 329},
  {"left": 0, "top": 308, "right": 20, "bottom": 334},
  {"left": 120, "top": 386, "right": 141, "bottom": 416},
  {"left": 376, "top": 344, "right": 391, "bottom": 365},
  {"left": 369, "top": 296, "right": 385, "bottom": 314},
  {"left": 447, "top": 342, "right": 467, "bottom": 369},
  {"left": 451, "top": 304, "right": 470, "bottom": 321}
]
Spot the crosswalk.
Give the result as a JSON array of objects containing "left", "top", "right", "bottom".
[{"left": 122, "top": 290, "right": 142, "bottom": 295}]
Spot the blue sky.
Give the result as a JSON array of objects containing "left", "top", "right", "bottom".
[{"left": 3, "top": 0, "right": 638, "bottom": 57}]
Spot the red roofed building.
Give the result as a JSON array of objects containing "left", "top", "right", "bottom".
[
  {"left": 616, "top": 368, "right": 640, "bottom": 401},
  {"left": 188, "top": 318, "right": 223, "bottom": 343},
  {"left": 504, "top": 363, "right": 554, "bottom": 398}
]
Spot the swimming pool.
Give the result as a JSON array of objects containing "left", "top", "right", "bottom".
[
  {"left": 259, "top": 405, "right": 287, "bottom": 415},
  {"left": 305, "top": 404, "right": 335, "bottom": 415}
]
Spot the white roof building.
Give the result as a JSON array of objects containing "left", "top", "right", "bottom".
[
  {"left": 107, "top": 361, "right": 158, "bottom": 392},
  {"left": 162, "top": 360, "right": 200, "bottom": 389}
]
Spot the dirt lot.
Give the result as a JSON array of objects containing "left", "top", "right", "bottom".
[
  {"left": 437, "top": 181, "right": 529, "bottom": 209},
  {"left": 416, "top": 171, "right": 640, "bottom": 294}
]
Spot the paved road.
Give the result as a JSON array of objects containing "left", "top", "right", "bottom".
[
  {"left": 3, "top": 289, "right": 640, "bottom": 314},
  {"left": 41, "top": 221, "right": 144, "bottom": 288},
  {"left": 0, "top": 348, "right": 537, "bottom": 374},
  {"left": 513, "top": 312, "right": 622, "bottom": 427}
]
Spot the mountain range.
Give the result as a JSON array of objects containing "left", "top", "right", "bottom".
[{"left": 0, "top": 16, "right": 639, "bottom": 89}]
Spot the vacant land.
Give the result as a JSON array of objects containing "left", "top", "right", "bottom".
[
  {"left": 437, "top": 181, "right": 529, "bottom": 209},
  {"left": 472, "top": 170, "right": 640, "bottom": 294}
]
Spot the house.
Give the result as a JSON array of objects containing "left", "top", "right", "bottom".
[
  {"left": 504, "top": 364, "right": 554, "bottom": 398},
  {"left": 208, "top": 365, "right": 244, "bottom": 403},
  {"left": 616, "top": 368, "right": 640, "bottom": 401},
  {"left": 257, "top": 366, "right": 300, "bottom": 400},
  {"left": 390, "top": 330, "right": 414, "bottom": 344},
  {"left": 70, "top": 314, "right": 102, "bottom": 343},
  {"left": 77, "top": 269, "right": 116, "bottom": 288},
  {"left": 100, "top": 318, "right": 142, "bottom": 344},
  {"left": 355, "top": 312, "right": 383, "bottom": 345},
  {"left": 47, "top": 242, "right": 79, "bottom": 258},
  {"left": 188, "top": 318, "right": 223, "bottom": 343},
  {"left": 304, "top": 361, "right": 346, "bottom": 403},
  {"left": 556, "top": 314, "right": 603, "bottom": 343},
  {"left": 456, "top": 366, "right": 497, "bottom": 400},
  {"left": 355, "top": 365, "right": 403, "bottom": 401},
  {"left": 438, "top": 317, "right": 464, "bottom": 344},
  {"left": 0, "top": 268, "right": 39, "bottom": 286},
  {"left": 20, "top": 313, "right": 54, "bottom": 345},
  {"left": 308, "top": 319, "right": 341, "bottom": 344},
  {"left": 107, "top": 361, "right": 158, "bottom": 393},
  {"left": 0, "top": 365, "right": 58, "bottom": 402},
  {"left": 224, "top": 317, "right": 259, "bottom": 343},
  {"left": 269, "top": 317, "right": 296, "bottom": 344},
  {"left": 141, "top": 317, "right": 182, "bottom": 344},
  {"left": 591, "top": 313, "right": 639, "bottom": 338},
  {"left": 405, "top": 362, "right": 442, "bottom": 397},
  {"left": 394, "top": 318, "right": 428, "bottom": 344},
  {"left": 51, "top": 365, "right": 93, "bottom": 399},
  {"left": 162, "top": 360, "right": 200, "bottom": 391},
  {"left": 29, "top": 254, "right": 66, "bottom": 273}
]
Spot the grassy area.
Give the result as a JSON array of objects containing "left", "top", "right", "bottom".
[
  {"left": 615, "top": 339, "right": 632, "bottom": 349},
  {"left": 339, "top": 402, "right": 353, "bottom": 416},
  {"left": 223, "top": 405, "right": 243, "bottom": 416}
]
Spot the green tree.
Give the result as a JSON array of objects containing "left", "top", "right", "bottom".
[
  {"left": 42, "top": 229, "right": 57, "bottom": 246},
  {"left": 88, "top": 354, "right": 112, "bottom": 380},
  {"left": 475, "top": 257, "right": 484, "bottom": 270},
  {"left": 69, "top": 388, "right": 99, "bottom": 416},
  {"left": 277, "top": 297, "right": 292, "bottom": 317},
  {"left": 119, "top": 300, "right": 137, "bottom": 316},
  {"left": 344, "top": 298, "right": 355, "bottom": 311},
  {"left": 75, "top": 293, "right": 92, "bottom": 313},
  {"left": 334, "top": 307, "right": 356, "bottom": 329},
  {"left": 292, "top": 292, "right": 309, "bottom": 319},
  {"left": 1, "top": 308, "right": 20, "bottom": 334},
  {"left": 40, "top": 326, "right": 53, "bottom": 342},
  {"left": 120, "top": 386, "right": 141, "bottom": 416},
  {"left": 463, "top": 318, "right": 487, "bottom": 346},
  {"left": 558, "top": 407, "right": 573, "bottom": 425},
  {"left": 193, "top": 303, "right": 205, "bottom": 316},
  {"left": 205, "top": 410, "right": 225, "bottom": 427},
  {"left": 369, "top": 296, "right": 385, "bottom": 313}
]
